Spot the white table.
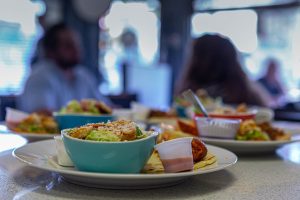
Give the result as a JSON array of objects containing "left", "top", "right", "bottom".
[{"left": 1, "top": 121, "right": 300, "bottom": 200}]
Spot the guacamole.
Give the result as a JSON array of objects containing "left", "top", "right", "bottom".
[{"left": 86, "top": 130, "right": 121, "bottom": 142}]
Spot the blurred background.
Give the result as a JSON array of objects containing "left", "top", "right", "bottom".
[{"left": 1, "top": 0, "right": 300, "bottom": 120}]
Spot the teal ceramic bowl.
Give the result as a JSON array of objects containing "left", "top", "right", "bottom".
[
  {"left": 62, "top": 130, "right": 158, "bottom": 173},
  {"left": 54, "top": 113, "right": 115, "bottom": 130},
  {"left": 175, "top": 106, "right": 188, "bottom": 118}
]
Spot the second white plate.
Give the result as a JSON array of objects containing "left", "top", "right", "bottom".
[
  {"left": 0, "top": 124, "right": 59, "bottom": 142},
  {"left": 201, "top": 134, "right": 300, "bottom": 154}
]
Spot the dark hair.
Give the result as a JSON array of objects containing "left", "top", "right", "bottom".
[
  {"left": 177, "top": 34, "right": 265, "bottom": 105},
  {"left": 42, "top": 22, "right": 69, "bottom": 53}
]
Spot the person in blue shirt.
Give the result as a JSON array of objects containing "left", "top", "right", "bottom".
[
  {"left": 258, "top": 58, "right": 284, "bottom": 99},
  {"left": 19, "top": 23, "right": 110, "bottom": 114}
]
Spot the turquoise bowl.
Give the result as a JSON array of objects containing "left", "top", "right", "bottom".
[
  {"left": 176, "top": 106, "right": 188, "bottom": 118},
  {"left": 62, "top": 130, "right": 158, "bottom": 173},
  {"left": 54, "top": 113, "right": 115, "bottom": 130}
]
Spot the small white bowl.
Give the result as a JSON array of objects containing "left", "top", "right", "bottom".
[
  {"left": 54, "top": 136, "right": 74, "bottom": 167},
  {"left": 155, "top": 137, "right": 194, "bottom": 173},
  {"left": 195, "top": 117, "right": 241, "bottom": 139},
  {"left": 254, "top": 108, "right": 274, "bottom": 123},
  {"left": 112, "top": 109, "right": 133, "bottom": 120}
]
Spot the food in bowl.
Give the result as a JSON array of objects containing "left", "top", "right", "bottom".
[
  {"left": 195, "top": 103, "right": 256, "bottom": 120},
  {"left": 7, "top": 113, "right": 59, "bottom": 134},
  {"left": 54, "top": 99, "right": 114, "bottom": 129},
  {"left": 175, "top": 89, "right": 222, "bottom": 110},
  {"left": 174, "top": 89, "right": 222, "bottom": 117},
  {"left": 67, "top": 119, "right": 147, "bottom": 141},
  {"left": 213, "top": 103, "right": 248, "bottom": 114},
  {"left": 59, "top": 99, "right": 112, "bottom": 115},
  {"left": 62, "top": 120, "right": 158, "bottom": 173}
]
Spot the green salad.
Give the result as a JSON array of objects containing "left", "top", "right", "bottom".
[
  {"left": 236, "top": 130, "right": 270, "bottom": 141},
  {"left": 59, "top": 99, "right": 112, "bottom": 115},
  {"left": 68, "top": 120, "right": 147, "bottom": 142}
]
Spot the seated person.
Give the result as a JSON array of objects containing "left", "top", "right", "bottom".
[
  {"left": 176, "top": 34, "right": 271, "bottom": 107},
  {"left": 258, "top": 58, "right": 285, "bottom": 105},
  {"left": 19, "top": 23, "right": 110, "bottom": 114}
]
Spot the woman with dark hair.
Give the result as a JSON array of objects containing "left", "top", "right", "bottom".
[{"left": 177, "top": 34, "right": 269, "bottom": 106}]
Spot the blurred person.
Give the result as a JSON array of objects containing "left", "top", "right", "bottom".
[
  {"left": 119, "top": 29, "right": 142, "bottom": 67},
  {"left": 258, "top": 58, "right": 285, "bottom": 104},
  {"left": 118, "top": 29, "right": 143, "bottom": 92},
  {"left": 19, "top": 23, "right": 110, "bottom": 114},
  {"left": 176, "top": 34, "right": 271, "bottom": 107}
]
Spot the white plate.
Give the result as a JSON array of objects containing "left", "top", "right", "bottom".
[
  {"left": 0, "top": 124, "right": 59, "bottom": 142},
  {"left": 9, "top": 131, "right": 59, "bottom": 142},
  {"left": 201, "top": 134, "right": 300, "bottom": 154},
  {"left": 12, "top": 140, "right": 237, "bottom": 189}
]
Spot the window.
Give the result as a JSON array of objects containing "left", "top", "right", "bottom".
[
  {"left": 191, "top": 10, "right": 258, "bottom": 53},
  {"left": 191, "top": 8, "right": 300, "bottom": 102},
  {"left": 0, "top": 0, "right": 45, "bottom": 95},
  {"left": 99, "top": 1, "right": 160, "bottom": 95}
]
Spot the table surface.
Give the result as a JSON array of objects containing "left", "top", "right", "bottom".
[{"left": 1, "top": 121, "right": 300, "bottom": 200}]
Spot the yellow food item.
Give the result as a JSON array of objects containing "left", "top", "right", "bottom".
[
  {"left": 177, "top": 119, "right": 198, "bottom": 136},
  {"left": 142, "top": 151, "right": 217, "bottom": 174}
]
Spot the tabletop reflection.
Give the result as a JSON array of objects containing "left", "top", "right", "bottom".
[{"left": 277, "top": 142, "right": 300, "bottom": 164}]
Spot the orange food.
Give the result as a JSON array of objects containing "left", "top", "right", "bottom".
[
  {"left": 258, "top": 122, "right": 291, "bottom": 141},
  {"left": 177, "top": 119, "right": 198, "bottom": 136},
  {"left": 191, "top": 138, "right": 207, "bottom": 163}
]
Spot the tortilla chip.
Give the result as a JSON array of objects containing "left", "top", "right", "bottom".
[
  {"left": 142, "top": 151, "right": 217, "bottom": 174},
  {"left": 142, "top": 151, "right": 164, "bottom": 174},
  {"left": 193, "top": 152, "right": 217, "bottom": 170}
]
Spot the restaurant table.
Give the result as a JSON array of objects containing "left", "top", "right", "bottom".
[{"left": 1, "top": 122, "right": 300, "bottom": 200}]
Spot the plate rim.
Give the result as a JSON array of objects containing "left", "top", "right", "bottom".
[
  {"left": 12, "top": 139, "right": 237, "bottom": 180},
  {"left": 201, "top": 135, "right": 300, "bottom": 146},
  {"left": 6, "top": 130, "right": 59, "bottom": 138}
]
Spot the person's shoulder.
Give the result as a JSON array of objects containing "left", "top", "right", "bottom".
[
  {"left": 31, "top": 60, "right": 54, "bottom": 75},
  {"left": 75, "top": 65, "right": 95, "bottom": 78},
  {"left": 257, "top": 77, "right": 269, "bottom": 85},
  {"left": 75, "top": 65, "right": 91, "bottom": 73},
  {"left": 26, "top": 60, "right": 57, "bottom": 84},
  {"left": 249, "top": 80, "right": 274, "bottom": 107}
]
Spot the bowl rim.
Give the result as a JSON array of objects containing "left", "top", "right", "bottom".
[
  {"left": 194, "top": 116, "right": 241, "bottom": 124},
  {"left": 61, "top": 129, "right": 158, "bottom": 144},
  {"left": 195, "top": 112, "right": 256, "bottom": 117},
  {"left": 53, "top": 112, "right": 114, "bottom": 117},
  {"left": 155, "top": 137, "right": 194, "bottom": 149}
]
